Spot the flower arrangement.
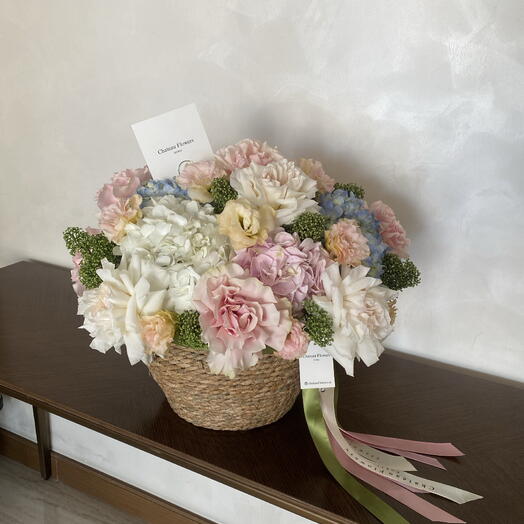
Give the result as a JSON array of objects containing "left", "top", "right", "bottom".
[
  {"left": 64, "top": 138, "right": 420, "bottom": 377},
  {"left": 64, "top": 138, "right": 483, "bottom": 524}
]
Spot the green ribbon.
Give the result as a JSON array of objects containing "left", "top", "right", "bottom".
[{"left": 302, "top": 388, "right": 410, "bottom": 524}]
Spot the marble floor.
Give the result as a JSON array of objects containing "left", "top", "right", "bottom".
[{"left": 0, "top": 456, "right": 144, "bottom": 524}]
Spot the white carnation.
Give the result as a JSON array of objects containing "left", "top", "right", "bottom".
[
  {"left": 165, "top": 263, "right": 200, "bottom": 313},
  {"left": 86, "top": 255, "right": 171, "bottom": 365},
  {"left": 78, "top": 284, "right": 124, "bottom": 354},
  {"left": 120, "top": 195, "right": 230, "bottom": 275},
  {"left": 229, "top": 160, "right": 319, "bottom": 225},
  {"left": 313, "top": 263, "right": 396, "bottom": 376}
]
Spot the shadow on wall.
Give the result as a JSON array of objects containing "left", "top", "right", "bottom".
[{"left": 249, "top": 99, "right": 425, "bottom": 241}]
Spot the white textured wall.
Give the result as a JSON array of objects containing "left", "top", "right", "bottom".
[{"left": 1, "top": 0, "right": 523, "bottom": 381}]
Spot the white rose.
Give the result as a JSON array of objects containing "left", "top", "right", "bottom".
[
  {"left": 313, "top": 263, "right": 396, "bottom": 376},
  {"left": 230, "top": 160, "right": 319, "bottom": 225}
]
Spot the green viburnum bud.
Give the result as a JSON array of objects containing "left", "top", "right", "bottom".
[
  {"left": 284, "top": 212, "right": 330, "bottom": 243},
  {"left": 380, "top": 253, "right": 421, "bottom": 291},
  {"left": 209, "top": 177, "right": 238, "bottom": 214},
  {"left": 78, "top": 254, "right": 102, "bottom": 289},
  {"left": 63, "top": 227, "right": 89, "bottom": 255},
  {"left": 173, "top": 310, "right": 208, "bottom": 350},
  {"left": 63, "top": 227, "right": 119, "bottom": 289},
  {"left": 302, "top": 299, "right": 334, "bottom": 347},
  {"left": 333, "top": 182, "right": 365, "bottom": 199}
]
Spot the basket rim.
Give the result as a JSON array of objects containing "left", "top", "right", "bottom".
[
  {"left": 150, "top": 343, "right": 293, "bottom": 378},
  {"left": 153, "top": 342, "right": 279, "bottom": 360}
]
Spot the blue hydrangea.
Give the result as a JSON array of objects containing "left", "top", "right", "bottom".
[
  {"left": 362, "top": 232, "right": 389, "bottom": 278},
  {"left": 318, "top": 189, "right": 389, "bottom": 277},
  {"left": 137, "top": 178, "right": 188, "bottom": 205}
]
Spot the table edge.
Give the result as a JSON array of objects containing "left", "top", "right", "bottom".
[{"left": 0, "top": 379, "right": 357, "bottom": 524}]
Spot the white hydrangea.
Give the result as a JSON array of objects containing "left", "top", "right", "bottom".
[
  {"left": 119, "top": 195, "right": 230, "bottom": 275},
  {"left": 313, "top": 263, "right": 397, "bottom": 376},
  {"left": 229, "top": 160, "right": 319, "bottom": 225}
]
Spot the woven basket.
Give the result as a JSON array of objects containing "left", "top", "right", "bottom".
[{"left": 149, "top": 344, "right": 300, "bottom": 431}]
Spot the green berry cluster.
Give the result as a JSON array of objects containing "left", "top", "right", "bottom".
[
  {"left": 302, "top": 298, "right": 334, "bottom": 347},
  {"left": 209, "top": 177, "right": 238, "bottom": 213},
  {"left": 380, "top": 253, "right": 421, "bottom": 291},
  {"left": 173, "top": 310, "right": 208, "bottom": 350},
  {"left": 284, "top": 212, "right": 330, "bottom": 243},
  {"left": 63, "top": 227, "right": 119, "bottom": 289},
  {"left": 63, "top": 227, "right": 90, "bottom": 255},
  {"left": 333, "top": 182, "right": 365, "bottom": 199}
]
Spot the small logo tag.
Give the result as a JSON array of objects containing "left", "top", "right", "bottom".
[{"left": 299, "top": 343, "right": 335, "bottom": 389}]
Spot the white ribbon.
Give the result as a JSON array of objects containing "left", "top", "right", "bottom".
[
  {"left": 320, "top": 388, "right": 483, "bottom": 505},
  {"left": 350, "top": 440, "right": 416, "bottom": 471}
]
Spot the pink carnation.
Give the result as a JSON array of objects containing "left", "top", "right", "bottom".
[
  {"left": 192, "top": 263, "right": 292, "bottom": 377},
  {"left": 370, "top": 201, "right": 410, "bottom": 258},
  {"left": 71, "top": 252, "right": 85, "bottom": 297},
  {"left": 298, "top": 158, "right": 335, "bottom": 193},
  {"left": 96, "top": 167, "right": 151, "bottom": 208},
  {"left": 325, "top": 218, "right": 370, "bottom": 266},
  {"left": 299, "top": 238, "right": 334, "bottom": 297},
  {"left": 177, "top": 160, "right": 225, "bottom": 202},
  {"left": 232, "top": 229, "right": 333, "bottom": 310},
  {"left": 140, "top": 311, "right": 176, "bottom": 358},
  {"left": 277, "top": 319, "right": 309, "bottom": 360},
  {"left": 96, "top": 167, "right": 150, "bottom": 240},
  {"left": 215, "top": 139, "right": 283, "bottom": 173},
  {"left": 96, "top": 183, "right": 120, "bottom": 209},
  {"left": 111, "top": 167, "right": 151, "bottom": 199},
  {"left": 99, "top": 194, "right": 142, "bottom": 243}
]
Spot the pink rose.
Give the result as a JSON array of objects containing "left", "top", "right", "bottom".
[
  {"left": 215, "top": 139, "right": 283, "bottom": 173},
  {"left": 111, "top": 167, "right": 151, "bottom": 199},
  {"left": 232, "top": 229, "right": 333, "bottom": 310},
  {"left": 298, "top": 158, "right": 335, "bottom": 192},
  {"left": 325, "top": 218, "right": 370, "bottom": 266},
  {"left": 370, "top": 201, "right": 410, "bottom": 258},
  {"left": 277, "top": 319, "right": 309, "bottom": 360},
  {"left": 71, "top": 252, "right": 85, "bottom": 297},
  {"left": 177, "top": 160, "right": 225, "bottom": 202},
  {"left": 192, "top": 263, "right": 292, "bottom": 377}
]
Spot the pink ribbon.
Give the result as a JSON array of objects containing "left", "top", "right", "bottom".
[
  {"left": 343, "top": 433, "right": 446, "bottom": 469},
  {"left": 340, "top": 429, "right": 464, "bottom": 457},
  {"left": 371, "top": 445, "right": 446, "bottom": 470},
  {"left": 328, "top": 429, "right": 466, "bottom": 523}
]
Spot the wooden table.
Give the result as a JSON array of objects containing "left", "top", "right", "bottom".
[{"left": 0, "top": 261, "right": 522, "bottom": 523}]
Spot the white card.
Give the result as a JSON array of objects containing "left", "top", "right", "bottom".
[
  {"left": 299, "top": 343, "right": 335, "bottom": 389},
  {"left": 131, "top": 103, "right": 213, "bottom": 179}
]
